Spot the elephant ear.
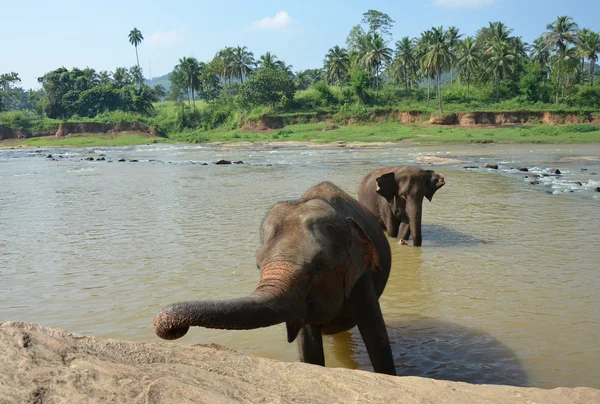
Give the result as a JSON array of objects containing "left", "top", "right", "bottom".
[
  {"left": 424, "top": 171, "right": 445, "bottom": 202},
  {"left": 344, "top": 217, "right": 381, "bottom": 298},
  {"left": 375, "top": 172, "right": 398, "bottom": 203}
]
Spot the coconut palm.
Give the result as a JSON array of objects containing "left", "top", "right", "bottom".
[
  {"left": 175, "top": 57, "right": 202, "bottom": 109},
  {"left": 423, "top": 26, "right": 453, "bottom": 112},
  {"left": 578, "top": 29, "right": 600, "bottom": 85},
  {"left": 487, "top": 41, "right": 516, "bottom": 100},
  {"left": 457, "top": 37, "right": 481, "bottom": 100},
  {"left": 130, "top": 65, "right": 144, "bottom": 87},
  {"left": 360, "top": 33, "right": 392, "bottom": 91},
  {"left": 392, "top": 37, "right": 417, "bottom": 89},
  {"left": 543, "top": 16, "right": 580, "bottom": 102},
  {"left": 98, "top": 71, "right": 112, "bottom": 86},
  {"left": 113, "top": 67, "right": 132, "bottom": 88},
  {"left": 324, "top": 45, "right": 350, "bottom": 87},
  {"left": 530, "top": 37, "right": 552, "bottom": 81},
  {"left": 446, "top": 26, "right": 463, "bottom": 83},
  {"left": 416, "top": 30, "right": 434, "bottom": 106},
  {"left": 230, "top": 46, "right": 255, "bottom": 83},
  {"left": 257, "top": 52, "right": 280, "bottom": 70},
  {"left": 128, "top": 28, "right": 144, "bottom": 73}
]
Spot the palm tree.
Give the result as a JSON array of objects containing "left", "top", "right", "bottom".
[
  {"left": 98, "top": 71, "right": 112, "bottom": 86},
  {"left": 324, "top": 45, "right": 350, "bottom": 87},
  {"left": 113, "top": 67, "right": 132, "bottom": 88},
  {"left": 487, "top": 41, "right": 515, "bottom": 100},
  {"left": 543, "top": 16, "right": 580, "bottom": 102},
  {"left": 230, "top": 46, "right": 255, "bottom": 83},
  {"left": 257, "top": 52, "right": 280, "bottom": 70},
  {"left": 578, "top": 29, "right": 600, "bottom": 85},
  {"left": 393, "top": 37, "right": 417, "bottom": 89},
  {"left": 175, "top": 57, "right": 202, "bottom": 109},
  {"left": 457, "top": 37, "right": 481, "bottom": 100},
  {"left": 423, "top": 26, "right": 453, "bottom": 112},
  {"left": 530, "top": 36, "right": 552, "bottom": 81},
  {"left": 276, "top": 60, "right": 295, "bottom": 78},
  {"left": 360, "top": 33, "right": 392, "bottom": 92},
  {"left": 415, "top": 30, "right": 434, "bottom": 106},
  {"left": 130, "top": 65, "right": 144, "bottom": 87},
  {"left": 128, "top": 28, "right": 144, "bottom": 74},
  {"left": 446, "top": 26, "right": 463, "bottom": 83},
  {"left": 153, "top": 84, "right": 167, "bottom": 100}
]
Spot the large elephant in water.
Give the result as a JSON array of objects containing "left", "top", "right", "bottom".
[
  {"left": 153, "top": 182, "right": 396, "bottom": 375},
  {"left": 358, "top": 167, "right": 445, "bottom": 246}
]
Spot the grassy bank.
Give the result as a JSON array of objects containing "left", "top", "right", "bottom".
[{"left": 1, "top": 134, "right": 168, "bottom": 148}]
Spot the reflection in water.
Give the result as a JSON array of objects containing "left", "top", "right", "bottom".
[{"left": 1, "top": 143, "right": 599, "bottom": 389}]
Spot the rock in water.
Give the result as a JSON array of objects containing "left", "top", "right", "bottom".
[
  {"left": 484, "top": 163, "right": 498, "bottom": 169},
  {"left": 215, "top": 158, "right": 232, "bottom": 165}
]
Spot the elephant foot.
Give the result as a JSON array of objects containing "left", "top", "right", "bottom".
[{"left": 399, "top": 239, "right": 407, "bottom": 245}]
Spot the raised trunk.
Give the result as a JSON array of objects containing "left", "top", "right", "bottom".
[
  {"left": 405, "top": 197, "right": 423, "bottom": 247},
  {"left": 153, "top": 262, "right": 307, "bottom": 340}
]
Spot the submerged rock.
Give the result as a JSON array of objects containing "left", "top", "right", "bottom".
[
  {"left": 1, "top": 322, "right": 597, "bottom": 404},
  {"left": 84, "top": 156, "right": 95, "bottom": 161},
  {"left": 483, "top": 163, "right": 498, "bottom": 169},
  {"left": 517, "top": 167, "right": 529, "bottom": 172},
  {"left": 549, "top": 168, "right": 561, "bottom": 175},
  {"left": 117, "top": 158, "right": 126, "bottom": 162},
  {"left": 233, "top": 161, "right": 244, "bottom": 164},
  {"left": 215, "top": 158, "right": 232, "bottom": 165}
]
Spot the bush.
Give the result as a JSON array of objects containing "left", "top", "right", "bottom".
[{"left": 574, "top": 87, "right": 600, "bottom": 108}]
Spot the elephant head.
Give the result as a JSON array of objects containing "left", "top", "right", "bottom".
[
  {"left": 375, "top": 168, "right": 445, "bottom": 246},
  {"left": 153, "top": 197, "right": 381, "bottom": 344}
]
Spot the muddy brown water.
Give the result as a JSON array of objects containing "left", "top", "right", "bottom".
[{"left": 1, "top": 143, "right": 599, "bottom": 389}]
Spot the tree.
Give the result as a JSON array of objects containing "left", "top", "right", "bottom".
[
  {"left": 487, "top": 41, "right": 516, "bottom": 100},
  {"left": 324, "top": 46, "right": 350, "bottom": 87},
  {"left": 543, "top": 16, "right": 580, "bottom": 102},
  {"left": 113, "top": 67, "right": 132, "bottom": 88},
  {"left": 456, "top": 37, "right": 481, "bottom": 100},
  {"left": 237, "top": 67, "right": 296, "bottom": 110},
  {"left": 173, "top": 57, "right": 202, "bottom": 109},
  {"left": 390, "top": 37, "right": 417, "bottom": 89},
  {"left": 230, "top": 46, "right": 255, "bottom": 84},
  {"left": 360, "top": 33, "right": 392, "bottom": 92},
  {"left": 578, "top": 29, "right": 600, "bottom": 85},
  {"left": 423, "top": 26, "right": 453, "bottom": 112},
  {"left": 446, "top": 26, "right": 463, "bottom": 83},
  {"left": 530, "top": 37, "right": 552, "bottom": 82},
  {"left": 130, "top": 65, "right": 144, "bottom": 87},
  {"left": 0, "top": 72, "right": 21, "bottom": 111},
  {"left": 416, "top": 30, "right": 434, "bottom": 106},
  {"left": 128, "top": 28, "right": 144, "bottom": 74},
  {"left": 295, "top": 69, "right": 323, "bottom": 90},
  {"left": 98, "top": 71, "right": 113, "bottom": 86},
  {"left": 257, "top": 52, "right": 280, "bottom": 70},
  {"left": 153, "top": 84, "right": 167, "bottom": 100},
  {"left": 350, "top": 69, "right": 371, "bottom": 103},
  {"left": 361, "top": 10, "right": 395, "bottom": 38}
]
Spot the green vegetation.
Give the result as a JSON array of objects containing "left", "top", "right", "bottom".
[{"left": 1, "top": 10, "right": 599, "bottom": 148}]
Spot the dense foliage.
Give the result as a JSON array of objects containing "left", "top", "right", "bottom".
[{"left": 2, "top": 12, "right": 599, "bottom": 132}]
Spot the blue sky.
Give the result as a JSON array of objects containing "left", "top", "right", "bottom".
[{"left": 2, "top": 0, "right": 599, "bottom": 89}]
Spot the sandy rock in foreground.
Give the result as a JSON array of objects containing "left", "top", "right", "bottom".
[{"left": 1, "top": 322, "right": 598, "bottom": 404}]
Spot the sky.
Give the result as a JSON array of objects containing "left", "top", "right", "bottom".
[{"left": 2, "top": 0, "right": 599, "bottom": 89}]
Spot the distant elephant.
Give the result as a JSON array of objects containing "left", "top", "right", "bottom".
[
  {"left": 358, "top": 167, "right": 445, "bottom": 246},
  {"left": 153, "top": 182, "right": 396, "bottom": 375}
]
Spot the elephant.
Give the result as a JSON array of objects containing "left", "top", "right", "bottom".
[
  {"left": 153, "top": 182, "right": 396, "bottom": 375},
  {"left": 358, "top": 167, "right": 445, "bottom": 246}
]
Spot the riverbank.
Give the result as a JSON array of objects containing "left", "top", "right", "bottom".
[
  {"left": 2, "top": 120, "right": 600, "bottom": 148},
  {"left": 2, "top": 322, "right": 598, "bottom": 403}
]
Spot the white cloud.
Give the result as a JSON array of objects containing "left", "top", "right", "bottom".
[
  {"left": 251, "top": 11, "right": 295, "bottom": 31},
  {"left": 147, "top": 30, "right": 185, "bottom": 46},
  {"left": 433, "top": 0, "right": 496, "bottom": 8}
]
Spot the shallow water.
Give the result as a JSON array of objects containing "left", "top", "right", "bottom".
[{"left": 1, "top": 142, "right": 599, "bottom": 389}]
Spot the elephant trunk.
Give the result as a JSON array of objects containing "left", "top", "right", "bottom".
[
  {"left": 153, "top": 261, "right": 307, "bottom": 340},
  {"left": 406, "top": 197, "right": 423, "bottom": 247}
]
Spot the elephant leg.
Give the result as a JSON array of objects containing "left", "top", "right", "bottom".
[
  {"left": 386, "top": 214, "right": 400, "bottom": 238},
  {"left": 350, "top": 273, "right": 396, "bottom": 375},
  {"left": 398, "top": 222, "right": 411, "bottom": 244},
  {"left": 297, "top": 324, "right": 325, "bottom": 366}
]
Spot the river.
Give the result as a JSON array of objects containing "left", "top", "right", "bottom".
[{"left": 1, "top": 142, "right": 599, "bottom": 389}]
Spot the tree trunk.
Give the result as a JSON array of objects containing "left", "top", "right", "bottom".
[
  {"left": 496, "top": 79, "right": 500, "bottom": 101},
  {"left": 437, "top": 70, "right": 442, "bottom": 113},
  {"left": 135, "top": 46, "right": 140, "bottom": 70},
  {"left": 426, "top": 68, "right": 430, "bottom": 107},
  {"left": 590, "top": 60, "right": 595, "bottom": 86},
  {"left": 467, "top": 72, "right": 470, "bottom": 101}
]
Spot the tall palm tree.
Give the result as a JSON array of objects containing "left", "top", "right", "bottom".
[
  {"left": 360, "top": 33, "right": 392, "bottom": 92},
  {"left": 230, "top": 46, "right": 255, "bottom": 83},
  {"left": 578, "top": 29, "right": 600, "bottom": 85},
  {"left": 257, "top": 52, "right": 280, "bottom": 70},
  {"left": 393, "top": 37, "right": 417, "bottom": 89},
  {"left": 487, "top": 41, "right": 515, "bottom": 100},
  {"left": 457, "top": 37, "right": 481, "bottom": 101},
  {"left": 543, "top": 16, "right": 580, "bottom": 102},
  {"left": 128, "top": 28, "right": 144, "bottom": 74},
  {"left": 446, "top": 26, "right": 463, "bottom": 83},
  {"left": 324, "top": 45, "right": 350, "bottom": 87},
  {"left": 423, "top": 26, "right": 453, "bottom": 112},
  {"left": 175, "top": 57, "right": 202, "bottom": 109},
  {"left": 416, "top": 30, "right": 434, "bottom": 106}
]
